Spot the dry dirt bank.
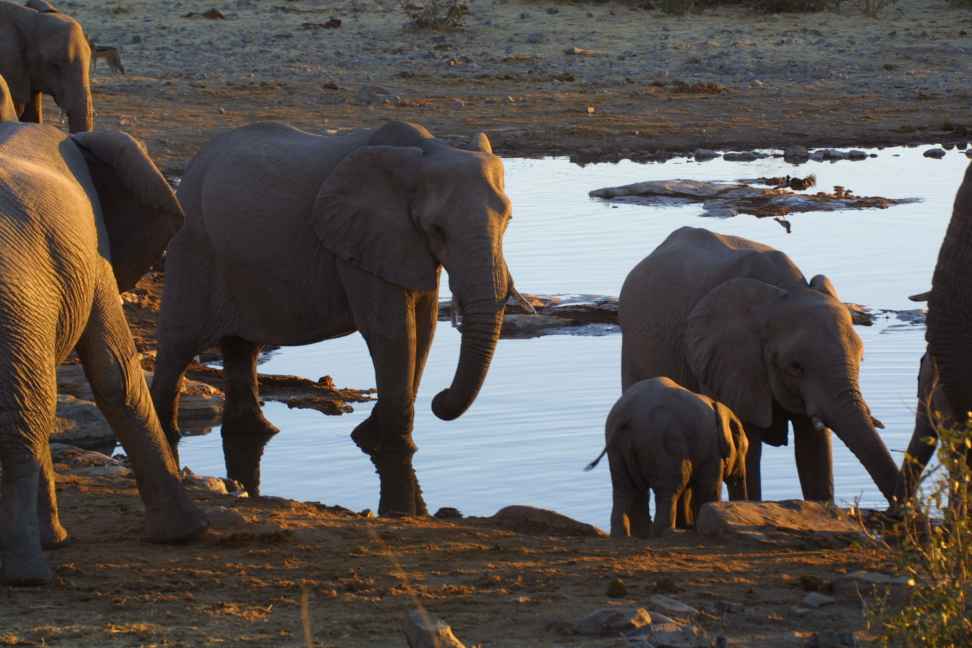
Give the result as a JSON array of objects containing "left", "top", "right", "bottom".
[{"left": 56, "top": 0, "right": 972, "bottom": 167}]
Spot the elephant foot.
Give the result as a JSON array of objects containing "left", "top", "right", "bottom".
[
  {"left": 371, "top": 452, "right": 428, "bottom": 516},
  {"left": 143, "top": 495, "right": 209, "bottom": 544},
  {"left": 39, "top": 519, "right": 71, "bottom": 550},
  {"left": 0, "top": 548, "right": 52, "bottom": 586}
]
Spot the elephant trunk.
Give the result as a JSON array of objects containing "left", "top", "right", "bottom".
[
  {"left": 431, "top": 302, "right": 505, "bottom": 421},
  {"left": 927, "top": 163, "right": 972, "bottom": 419},
  {"left": 66, "top": 81, "right": 93, "bottom": 133},
  {"left": 825, "top": 387, "right": 898, "bottom": 503}
]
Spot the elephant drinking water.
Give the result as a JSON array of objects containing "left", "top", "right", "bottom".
[
  {"left": 619, "top": 227, "right": 898, "bottom": 504},
  {"left": 152, "top": 121, "right": 525, "bottom": 516}
]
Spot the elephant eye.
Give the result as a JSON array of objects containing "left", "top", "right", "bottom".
[{"left": 785, "top": 361, "right": 804, "bottom": 378}]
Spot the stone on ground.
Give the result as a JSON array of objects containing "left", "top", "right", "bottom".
[
  {"left": 696, "top": 500, "right": 864, "bottom": 546},
  {"left": 489, "top": 505, "right": 606, "bottom": 537},
  {"left": 574, "top": 607, "right": 652, "bottom": 636},
  {"left": 403, "top": 610, "right": 466, "bottom": 648}
]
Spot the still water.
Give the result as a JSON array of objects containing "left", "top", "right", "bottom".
[{"left": 179, "top": 146, "right": 969, "bottom": 528}]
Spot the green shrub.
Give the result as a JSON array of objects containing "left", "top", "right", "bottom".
[{"left": 869, "top": 418, "right": 972, "bottom": 648}]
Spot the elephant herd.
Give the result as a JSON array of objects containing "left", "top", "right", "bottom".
[{"left": 0, "top": 0, "right": 969, "bottom": 588}]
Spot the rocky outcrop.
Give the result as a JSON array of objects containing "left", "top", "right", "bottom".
[{"left": 696, "top": 500, "right": 865, "bottom": 546}]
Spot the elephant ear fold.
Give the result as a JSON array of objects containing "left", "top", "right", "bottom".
[
  {"left": 686, "top": 277, "right": 787, "bottom": 429},
  {"left": 312, "top": 145, "right": 438, "bottom": 292},
  {"left": 809, "top": 274, "right": 840, "bottom": 301},
  {"left": 70, "top": 130, "right": 184, "bottom": 293}
]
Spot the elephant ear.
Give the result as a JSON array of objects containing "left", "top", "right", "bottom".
[
  {"left": 71, "top": 130, "right": 184, "bottom": 293},
  {"left": 685, "top": 277, "right": 788, "bottom": 428},
  {"left": 809, "top": 274, "right": 840, "bottom": 301},
  {"left": 312, "top": 145, "right": 438, "bottom": 292}
]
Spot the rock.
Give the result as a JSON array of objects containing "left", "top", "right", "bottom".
[
  {"left": 434, "top": 507, "right": 463, "bottom": 519},
  {"left": 181, "top": 468, "right": 231, "bottom": 495},
  {"left": 489, "top": 505, "right": 606, "bottom": 538},
  {"left": 54, "top": 395, "right": 113, "bottom": 446},
  {"left": 847, "top": 150, "right": 868, "bottom": 160},
  {"left": 627, "top": 621, "right": 711, "bottom": 647},
  {"left": 451, "top": 98, "right": 465, "bottom": 110},
  {"left": 783, "top": 145, "right": 810, "bottom": 162},
  {"left": 802, "top": 592, "right": 836, "bottom": 608},
  {"left": 723, "top": 151, "right": 758, "bottom": 162},
  {"left": 403, "top": 610, "right": 466, "bottom": 648},
  {"left": 924, "top": 148, "right": 947, "bottom": 159},
  {"left": 696, "top": 500, "right": 865, "bottom": 546},
  {"left": 574, "top": 607, "right": 652, "bottom": 636},
  {"left": 805, "top": 630, "right": 858, "bottom": 647},
  {"left": 693, "top": 148, "right": 720, "bottom": 161},
  {"left": 832, "top": 571, "right": 912, "bottom": 606},
  {"left": 606, "top": 577, "right": 627, "bottom": 598},
  {"left": 51, "top": 443, "right": 133, "bottom": 478},
  {"left": 647, "top": 594, "right": 699, "bottom": 619},
  {"left": 357, "top": 85, "right": 393, "bottom": 105},
  {"left": 525, "top": 32, "right": 544, "bottom": 44}
]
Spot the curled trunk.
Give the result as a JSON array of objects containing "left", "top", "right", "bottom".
[{"left": 431, "top": 304, "right": 505, "bottom": 421}]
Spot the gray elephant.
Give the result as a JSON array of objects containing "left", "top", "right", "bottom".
[
  {"left": 0, "top": 122, "right": 208, "bottom": 585},
  {"left": 895, "top": 164, "right": 972, "bottom": 505},
  {"left": 0, "top": 73, "right": 15, "bottom": 121},
  {"left": 151, "top": 121, "right": 527, "bottom": 516},
  {"left": 586, "top": 377, "right": 748, "bottom": 538},
  {"left": 619, "top": 227, "right": 897, "bottom": 504},
  {"left": 0, "top": 0, "right": 93, "bottom": 132}
]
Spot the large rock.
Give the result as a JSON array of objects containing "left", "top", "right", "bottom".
[
  {"left": 54, "top": 395, "right": 113, "bottom": 446},
  {"left": 488, "top": 505, "right": 606, "bottom": 538},
  {"left": 696, "top": 500, "right": 864, "bottom": 546}
]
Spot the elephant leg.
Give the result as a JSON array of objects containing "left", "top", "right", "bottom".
[
  {"left": 676, "top": 488, "right": 693, "bottom": 529},
  {"left": 0, "top": 364, "right": 57, "bottom": 585},
  {"left": 36, "top": 441, "right": 69, "bottom": 549},
  {"left": 149, "top": 332, "right": 197, "bottom": 463},
  {"left": 793, "top": 416, "right": 834, "bottom": 501},
  {"left": 20, "top": 91, "right": 43, "bottom": 124},
  {"left": 690, "top": 460, "right": 724, "bottom": 525},
  {"left": 77, "top": 277, "right": 207, "bottom": 543},
  {"left": 744, "top": 428, "right": 763, "bottom": 501},
  {"left": 652, "top": 488, "right": 680, "bottom": 537},
  {"left": 608, "top": 452, "right": 650, "bottom": 537},
  {"left": 219, "top": 336, "right": 279, "bottom": 496}
]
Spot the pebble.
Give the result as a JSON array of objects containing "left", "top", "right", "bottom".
[
  {"left": 606, "top": 577, "right": 627, "bottom": 598},
  {"left": 694, "top": 148, "right": 720, "bottom": 161},
  {"left": 923, "top": 148, "right": 947, "bottom": 158},
  {"left": 802, "top": 592, "right": 837, "bottom": 608}
]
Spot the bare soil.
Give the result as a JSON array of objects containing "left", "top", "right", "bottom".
[{"left": 6, "top": 0, "right": 945, "bottom": 644}]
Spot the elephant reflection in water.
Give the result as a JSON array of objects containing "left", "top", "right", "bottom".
[{"left": 152, "top": 121, "right": 530, "bottom": 515}]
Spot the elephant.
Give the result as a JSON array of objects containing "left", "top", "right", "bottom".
[
  {"left": 0, "top": 0, "right": 93, "bottom": 132},
  {"left": 0, "top": 73, "right": 15, "bottom": 121},
  {"left": 895, "top": 163, "right": 972, "bottom": 505},
  {"left": 619, "top": 226, "right": 898, "bottom": 504},
  {"left": 586, "top": 377, "right": 748, "bottom": 538},
  {"left": 151, "top": 120, "right": 527, "bottom": 516},
  {"left": 0, "top": 122, "right": 208, "bottom": 585}
]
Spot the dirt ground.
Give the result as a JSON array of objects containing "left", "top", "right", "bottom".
[
  {"left": 5, "top": 0, "right": 953, "bottom": 644},
  {"left": 61, "top": 0, "right": 972, "bottom": 169}
]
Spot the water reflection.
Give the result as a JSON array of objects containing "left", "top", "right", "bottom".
[{"left": 178, "top": 146, "right": 969, "bottom": 528}]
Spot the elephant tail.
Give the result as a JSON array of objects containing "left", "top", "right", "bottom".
[{"left": 585, "top": 447, "right": 608, "bottom": 471}]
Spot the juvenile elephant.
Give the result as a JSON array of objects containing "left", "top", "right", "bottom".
[
  {"left": 620, "top": 227, "right": 897, "bottom": 504},
  {"left": 0, "top": 123, "right": 207, "bottom": 585},
  {"left": 895, "top": 164, "right": 972, "bottom": 505},
  {"left": 586, "top": 377, "right": 748, "bottom": 537},
  {"left": 152, "top": 121, "right": 527, "bottom": 515},
  {"left": 0, "top": 73, "right": 15, "bottom": 121},
  {"left": 0, "top": 0, "right": 93, "bottom": 132}
]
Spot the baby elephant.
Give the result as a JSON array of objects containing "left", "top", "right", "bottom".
[{"left": 587, "top": 377, "right": 748, "bottom": 538}]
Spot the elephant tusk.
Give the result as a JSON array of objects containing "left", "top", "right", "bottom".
[
  {"left": 509, "top": 287, "right": 537, "bottom": 315},
  {"left": 811, "top": 416, "right": 828, "bottom": 432},
  {"left": 908, "top": 290, "right": 931, "bottom": 303}
]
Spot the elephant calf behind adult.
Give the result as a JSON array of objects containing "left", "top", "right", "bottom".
[
  {"left": 619, "top": 226, "right": 898, "bottom": 504},
  {"left": 0, "top": 123, "right": 206, "bottom": 585},
  {"left": 0, "top": 0, "right": 93, "bottom": 132},
  {"left": 152, "top": 121, "right": 520, "bottom": 515}
]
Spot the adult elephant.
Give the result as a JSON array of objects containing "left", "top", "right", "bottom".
[
  {"left": 152, "top": 121, "right": 526, "bottom": 515},
  {"left": 0, "top": 73, "right": 15, "bottom": 121},
  {"left": 894, "top": 164, "right": 972, "bottom": 504},
  {"left": 619, "top": 226, "right": 898, "bottom": 503},
  {"left": 0, "top": 122, "right": 207, "bottom": 585},
  {"left": 0, "top": 0, "right": 93, "bottom": 132}
]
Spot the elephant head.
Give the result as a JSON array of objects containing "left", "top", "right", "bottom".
[
  {"left": 70, "top": 131, "right": 184, "bottom": 291},
  {"left": 0, "top": 73, "right": 15, "bottom": 122},
  {"left": 685, "top": 275, "right": 898, "bottom": 501},
  {"left": 926, "top": 162, "right": 972, "bottom": 421},
  {"left": 313, "top": 131, "right": 512, "bottom": 421},
  {"left": 714, "top": 401, "right": 748, "bottom": 500},
  {"left": 1, "top": 1, "right": 93, "bottom": 132}
]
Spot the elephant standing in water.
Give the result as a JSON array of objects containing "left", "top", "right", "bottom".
[
  {"left": 619, "top": 227, "right": 898, "bottom": 504},
  {"left": 894, "top": 164, "right": 972, "bottom": 504},
  {"left": 587, "top": 377, "right": 748, "bottom": 538},
  {"left": 152, "top": 121, "right": 525, "bottom": 515},
  {"left": 0, "top": 0, "right": 93, "bottom": 132},
  {"left": 0, "top": 123, "right": 207, "bottom": 585}
]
